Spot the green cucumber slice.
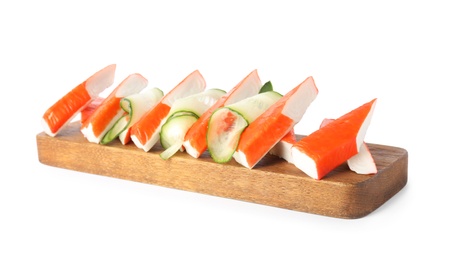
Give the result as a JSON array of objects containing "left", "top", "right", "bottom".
[
  {"left": 159, "top": 113, "right": 198, "bottom": 159},
  {"left": 207, "top": 108, "right": 248, "bottom": 163}
]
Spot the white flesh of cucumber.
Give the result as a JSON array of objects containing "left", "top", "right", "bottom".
[
  {"left": 159, "top": 113, "right": 198, "bottom": 160},
  {"left": 207, "top": 108, "right": 248, "bottom": 163},
  {"left": 168, "top": 88, "right": 226, "bottom": 117},
  {"left": 225, "top": 91, "right": 282, "bottom": 123},
  {"left": 206, "top": 91, "right": 282, "bottom": 163}
]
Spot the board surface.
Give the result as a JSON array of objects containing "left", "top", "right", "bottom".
[{"left": 36, "top": 122, "right": 408, "bottom": 219}]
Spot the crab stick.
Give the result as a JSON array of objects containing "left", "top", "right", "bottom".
[
  {"left": 291, "top": 99, "right": 377, "bottom": 180},
  {"left": 81, "top": 73, "right": 149, "bottom": 143},
  {"left": 41, "top": 64, "right": 116, "bottom": 136},
  {"left": 320, "top": 118, "right": 377, "bottom": 175},
  {"left": 101, "top": 87, "right": 164, "bottom": 145},
  {"left": 130, "top": 70, "right": 206, "bottom": 152},
  {"left": 182, "top": 70, "right": 263, "bottom": 158},
  {"left": 233, "top": 76, "right": 319, "bottom": 169}
]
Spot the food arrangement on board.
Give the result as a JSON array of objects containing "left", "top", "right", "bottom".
[{"left": 41, "top": 64, "right": 378, "bottom": 180}]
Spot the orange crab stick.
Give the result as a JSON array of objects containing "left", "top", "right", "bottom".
[
  {"left": 182, "top": 70, "right": 262, "bottom": 158},
  {"left": 41, "top": 64, "right": 116, "bottom": 136},
  {"left": 81, "top": 73, "right": 149, "bottom": 143},
  {"left": 291, "top": 99, "right": 377, "bottom": 180},
  {"left": 319, "top": 118, "right": 377, "bottom": 175},
  {"left": 130, "top": 70, "right": 206, "bottom": 152},
  {"left": 232, "top": 76, "right": 318, "bottom": 169}
]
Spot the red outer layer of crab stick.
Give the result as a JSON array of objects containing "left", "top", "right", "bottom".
[
  {"left": 80, "top": 73, "right": 149, "bottom": 143},
  {"left": 232, "top": 76, "right": 319, "bottom": 169},
  {"left": 320, "top": 118, "right": 377, "bottom": 174},
  {"left": 130, "top": 70, "right": 206, "bottom": 152},
  {"left": 182, "top": 70, "right": 262, "bottom": 158},
  {"left": 41, "top": 64, "right": 116, "bottom": 137},
  {"left": 292, "top": 99, "right": 377, "bottom": 180}
]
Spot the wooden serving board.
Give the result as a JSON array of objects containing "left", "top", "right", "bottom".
[{"left": 36, "top": 122, "right": 408, "bottom": 219}]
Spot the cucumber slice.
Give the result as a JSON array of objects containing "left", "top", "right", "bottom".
[
  {"left": 169, "top": 88, "right": 226, "bottom": 117},
  {"left": 159, "top": 142, "right": 184, "bottom": 160},
  {"left": 101, "top": 87, "right": 163, "bottom": 144},
  {"left": 101, "top": 115, "right": 129, "bottom": 144},
  {"left": 159, "top": 113, "right": 198, "bottom": 159},
  {"left": 207, "top": 91, "right": 282, "bottom": 163},
  {"left": 207, "top": 108, "right": 248, "bottom": 163},
  {"left": 225, "top": 91, "right": 282, "bottom": 123}
]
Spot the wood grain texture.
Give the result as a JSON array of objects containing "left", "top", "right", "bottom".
[{"left": 36, "top": 122, "right": 408, "bottom": 219}]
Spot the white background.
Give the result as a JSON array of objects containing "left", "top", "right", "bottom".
[{"left": 1, "top": 0, "right": 457, "bottom": 259}]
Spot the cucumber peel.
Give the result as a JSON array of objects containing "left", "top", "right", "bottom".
[
  {"left": 101, "top": 115, "right": 129, "bottom": 144},
  {"left": 259, "top": 81, "right": 273, "bottom": 93}
]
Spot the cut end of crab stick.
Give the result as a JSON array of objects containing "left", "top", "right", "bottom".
[
  {"left": 85, "top": 64, "right": 117, "bottom": 97},
  {"left": 41, "top": 64, "right": 116, "bottom": 137},
  {"left": 292, "top": 98, "right": 377, "bottom": 180},
  {"left": 347, "top": 143, "right": 378, "bottom": 174},
  {"left": 130, "top": 70, "right": 206, "bottom": 152},
  {"left": 233, "top": 76, "right": 319, "bottom": 169},
  {"left": 182, "top": 69, "right": 262, "bottom": 158},
  {"left": 161, "top": 70, "right": 206, "bottom": 107},
  {"left": 320, "top": 118, "right": 377, "bottom": 174},
  {"left": 269, "top": 129, "right": 297, "bottom": 163},
  {"left": 80, "top": 73, "right": 149, "bottom": 143}
]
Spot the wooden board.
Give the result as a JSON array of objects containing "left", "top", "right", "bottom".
[{"left": 36, "top": 122, "right": 408, "bottom": 219}]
